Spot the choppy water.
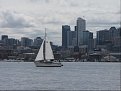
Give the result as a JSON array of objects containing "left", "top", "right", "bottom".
[{"left": 0, "top": 62, "right": 120, "bottom": 90}]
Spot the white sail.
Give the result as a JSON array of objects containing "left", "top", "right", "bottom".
[
  {"left": 34, "top": 29, "right": 63, "bottom": 67},
  {"left": 35, "top": 40, "right": 44, "bottom": 61},
  {"left": 45, "top": 38, "right": 54, "bottom": 60}
]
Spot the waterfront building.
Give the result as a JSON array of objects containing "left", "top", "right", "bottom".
[
  {"left": 0, "top": 48, "right": 12, "bottom": 59},
  {"left": 62, "top": 25, "right": 71, "bottom": 48}
]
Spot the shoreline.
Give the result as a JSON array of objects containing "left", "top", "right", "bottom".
[{"left": 0, "top": 60, "right": 120, "bottom": 63}]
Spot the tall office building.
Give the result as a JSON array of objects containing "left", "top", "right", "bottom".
[
  {"left": 1, "top": 35, "right": 8, "bottom": 45},
  {"left": 111, "top": 27, "right": 121, "bottom": 52},
  {"left": 120, "top": 27, "right": 121, "bottom": 37},
  {"left": 7, "top": 38, "right": 18, "bottom": 46},
  {"left": 83, "top": 31, "right": 94, "bottom": 50},
  {"left": 78, "top": 31, "right": 83, "bottom": 45},
  {"left": 75, "top": 26, "right": 77, "bottom": 31},
  {"left": 109, "top": 27, "right": 117, "bottom": 41},
  {"left": 96, "top": 29, "right": 110, "bottom": 45},
  {"left": 83, "top": 31, "right": 93, "bottom": 45},
  {"left": 96, "top": 27, "right": 121, "bottom": 52},
  {"left": 1, "top": 35, "right": 8, "bottom": 40},
  {"left": 67, "top": 31, "right": 77, "bottom": 47},
  {"left": 76, "top": 18, "right": 86, "bottom": 46},
  {"left": 77, "top": 17, "right": 86, "bottom": 32},
  {"left": 62, "top": 25, "right": 70, "bottom": 48}
]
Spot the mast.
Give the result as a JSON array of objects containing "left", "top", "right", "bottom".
[{"left": 43, "top": 28, "right": 47, "bottom": 60}]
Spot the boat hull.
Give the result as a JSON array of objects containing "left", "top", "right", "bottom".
[{"left": 34, "top": 61, "right": 63, "bottom": 67}]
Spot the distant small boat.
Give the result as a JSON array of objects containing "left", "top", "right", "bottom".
[{"left": 34, "top": 29, "right": 63, "bottom": 67}]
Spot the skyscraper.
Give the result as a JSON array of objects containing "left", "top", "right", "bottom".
[
  {"left": 77, "top": 17, "right": 86, "bottom": 32},
  {"left": 62, "top": 25, "right": 71, "bottom": 48},
  {"left": 67, "top": 31, "right": 77, "bottom": 47},
  {"left": 83, "top": 31, "right": 94, "bottom": 50},
  {"left": 1, "top": 35, "right": 8, "bottom": 41},
  {"left": 76, "top": 18, "right": 86, "bottom": 46},
  {"left": 83, "top": 31, "right": 93, "bottom": 45},
  {"left": 109, "top": 27, "right": 117, "bottom": 41},
  {"left": 96, "top": 29, "right": 110, "bottom": 45},
  {"left": 111, "top": 27, "right": 121, "bottom": 52},
  {"left": 1, "top": 35, "right": 8, "bottom": 45}
]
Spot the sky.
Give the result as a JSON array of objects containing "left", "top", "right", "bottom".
[{"left": 0, "top": 0, "right": 120, "bottom": 45}]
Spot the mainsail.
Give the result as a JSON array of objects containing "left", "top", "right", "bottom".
[
  {"left": 45, "top": 38, "right": 54, "bottom": 60},
  {"left": 35, "top": 34, "right": 54, "bottom": 61},
  {"left": 35, "top": 40, "right": 44, "bottom": 61}
]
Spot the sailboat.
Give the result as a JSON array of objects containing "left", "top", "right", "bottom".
[{"left": 34, "top": 30, "right": 63, "bottom": 67}]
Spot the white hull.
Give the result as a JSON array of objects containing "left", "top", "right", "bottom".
[{"left": 34, "top": 61, "right": 63, "bottom": 67}]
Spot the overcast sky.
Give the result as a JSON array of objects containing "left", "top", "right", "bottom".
[{"left": 0, "top": 0, "right": 120, "bottom": 45}]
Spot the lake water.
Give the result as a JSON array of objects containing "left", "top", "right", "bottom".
[{"left": 0, "top": 62, "right": 120, "bottom": 90}]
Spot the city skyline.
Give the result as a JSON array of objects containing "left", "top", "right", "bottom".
[
  {"left": 0, "top": 0, "right": 120, "bottom": 45},
  {"left": 0, "top": 26, "right": 120, "bottom": 47}
]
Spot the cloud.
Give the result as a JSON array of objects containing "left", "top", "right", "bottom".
[
  {"left": 86, "top": 12, "right": 120, "bottom": 26},
  {"left": 0, "top": 0, "right": 120, "bottom": 45},
  {"left": 29, "top": 0, "right": 50, "bottom": 4},
  {"left": 39, "top": 17, "right": 65, "bottom": 25},
  {"left": 0, "top": 11, "right": 35, "bottom": 28}
]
